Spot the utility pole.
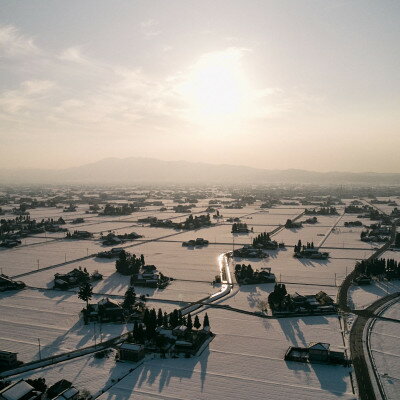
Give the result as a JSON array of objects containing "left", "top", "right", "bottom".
[{"left": 38, "top": 338, "right": 42, "bottom": 360}]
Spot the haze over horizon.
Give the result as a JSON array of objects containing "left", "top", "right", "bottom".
[{"left": 1, "top": 1, "right": 400, "bottom": 173}]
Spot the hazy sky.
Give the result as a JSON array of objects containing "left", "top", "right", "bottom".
[{"left": 1, "top": 0, "right": 399, "bottom": 172}]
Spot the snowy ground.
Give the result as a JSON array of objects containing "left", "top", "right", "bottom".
[
  {"left": 369, "top": 299, "right": 400, "bottom": 400},
  {"left": 0, "top": 288, "right": 178, "bottom": 364},
  {"left": 95, "top": 309, "right": 355, "bottom": 400}
]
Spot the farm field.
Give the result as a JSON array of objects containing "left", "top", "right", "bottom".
[{"left": 369, "top": 299, "right": 400, "bottom": 400}]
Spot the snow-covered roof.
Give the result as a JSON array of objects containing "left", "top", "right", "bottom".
[
  {"left": 120, "top": 343, "right": 144, "bottom": 352},
  {"left": 54, "top": 387, "right": 79, "bottom": 399},
  {"left": 175, "top": 340, "right": 193, "bottom": 347},
  {"left": 0, "top": 380, "right": 33, "bottom": 400},
  {"left": 308, "top": 342, "right": 330, "bottom": 351}
]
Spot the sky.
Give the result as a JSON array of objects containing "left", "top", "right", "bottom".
[{"left": 0, "top": 0, "right": 399, "bottom": 173}]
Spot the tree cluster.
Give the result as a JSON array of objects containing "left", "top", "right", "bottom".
[
  {"left": 304, "top": 207, "right": 338, "bottom": 215},
  {"left": 231, "top": 222, "right": 250, "bottom": 233},
  {"left": 356, "top": 258, "right": 400, "bottom": 279},
  {"left": 293, "top": 240, "right": 314, "bottom": 253},
  {"left": 268, "top": 284, "right": 288, "bottom": 310},
  {"left": 101, "top": 203, "right": 139, "bottom": 216},
  {"left": 116, "top": 251, "right": 145, "bottom": 275}
]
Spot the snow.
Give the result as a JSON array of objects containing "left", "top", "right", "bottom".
[
  {"left": 0, "top": 289, "right": 133, "bottom": 363},
  {"left": 369, "top": 299, "right": 400, "bottom": 400},
  {"left": 96, "top": 309, "right": 354, "bottom": 400}
]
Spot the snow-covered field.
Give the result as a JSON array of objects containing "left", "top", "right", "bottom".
[
  {"left": 0, "top": 289, "right": 133, "bottom": 363},
  {"left": 95, "top": 309, "right": 354, "bottom": 400},
  {"left": 369, "top": 299, "right": 400, "bottom": 400}
]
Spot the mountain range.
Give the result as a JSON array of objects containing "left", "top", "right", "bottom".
[{"left": 1, "top": 157, "right": 399, "bottom": 185}]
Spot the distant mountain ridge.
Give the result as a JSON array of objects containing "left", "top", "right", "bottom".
[{"left": 0, "top": 157, "right": 399, "bottom": 185}]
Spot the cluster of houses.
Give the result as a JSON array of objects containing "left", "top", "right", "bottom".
[
  {"left": 54, "top": 268, "right": 102, "bottom": 290},
  {"left": 65, "top": 230, "right": 93, "bottom": 240},
  {"left": 360, "top": 224, "right": 391, "bottom": 243},
  {"left": 131, "top": 265, "right": 170, "bottom": 288},
  {"left": 344, "top": 220, "right": 363, "bottom": 227},
  {"left": 97, "top": 247, "right": 125, "bottom": 259},
  {"left": 293, "top": 241, "right": 329, "bottom": 260},
  {"left": 285, "top": 342, "right": 348, "bottom": 366},
  {"left": 0, "top": 378, "right": 80, "bottom": 400},
  {"left": 0, "top": 216, "right": 67, "bottom": 247},
  {"left": 284, "top": 219, "right": 302, "bottom": 229},
  {"left": 182, "top": 238, "right": 209, "bottom": 247},
  {"left": 0, "top": 275, "right": 26, "bottom": 292},
  {"left": 268, "top": 286, "right": 337, "bottom": 316},
  {"left": 118, "top": 324, "right": 213, "bottom": 361},
  {"left": 304, "top": 207, "right": 338, "bottom": 215},
  {"left": 101, "top": 231, "right": 142, "bottom": 246},
  {"left": 233, "top": 245, "right": 268, "bottom": 259},
  {"left": 235, "top": 264, "right": 276, "bottom": 285},
  {"left": 231, "top": 223, "right": 251, "bottom": 233}
]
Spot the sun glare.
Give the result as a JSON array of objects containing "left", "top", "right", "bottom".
[{"left": 180, "top": 49, "right": 249, "bottom": 125}]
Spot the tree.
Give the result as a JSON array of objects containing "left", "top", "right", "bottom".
[
  {"left": 186, "top": 313, "right": 193, "bottom": 330},
  {"left": 78, "top": 282, "right": 93, "bottom": 309},
  {"left": 122, "top": 287, "right": 136, "bottom": 312},
  {"left": 157, "top": 308, "right": 163, "bottom": 327},
  {"left": 194, "top": 315, "right": 201, "bottom": 330},
  {"left": 203, "top": 313, "right": 210, "bottom": 328}
]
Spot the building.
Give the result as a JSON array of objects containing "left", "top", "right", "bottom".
[
  {"left": 284, "top": 342, "right": 348, "bottom": 365},
  {"left": 118, "top": 343, "right": 145, "bottom": 362},
  {"left": 172, "top": 325, "right": 187, "bottom": 338},
  {"left": 0, "top": 350, "right": 21, "bottom": 370},
  {"left": 47, "top": 380, "right": 79, "bottom": 400},
  {"left": 308, "top": 342, "right": 330, "bottom": 362},
  {"left": 0, "top": 380, "right": 42, "bottom": 400},
  {"left": 0, "top": 276, "right": 25, "bottom": 292}
]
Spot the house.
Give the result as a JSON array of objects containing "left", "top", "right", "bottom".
[
  {"left": 47, "top": 380, "right": 79, "bottom": 400},
  {"left": 118, "top": 343, "right": 145, "bottom": 362},
  {"left": 353, "top": 275, "right": 372, "bottom": 285},
  {"left": 172, "top": 325, "right": 187, "bottom": 337},
  {"left": 0, "top": 380, "right": 42, "bottom": 400},
  {"left": 308, "top": 342, "right": 330, "bottom": 362},
  {"left": 54, "top": 268, "right": 89, "bottom": 289},
  {"left": 97, "top": 298, "right": 123, "bottom": 322},
  {"left": 0, "top": 275, "right": 25, "bottom": 292},
  {"left": 0, "top": 350, "right": 21, "bottom": 370},
  {"left": 284, "top": 342, "right": 348, "bottom": 365}
]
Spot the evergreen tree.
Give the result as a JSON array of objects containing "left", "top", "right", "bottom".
[
  {"left": 78, "top": 282, "right": 93, "bottom": 309},
  {"left": 186, "top": 313, "right": 193, "bottom": 330},
  {"left": 194, "top": 315, "right": 201, "bottom": 330},
  {"left": 157, "top": 308, "right": 163, "bottom": 327},
  {"left": 122, "top": 287, "right": 136, "bottom": 312},
  {"left": 203, "top": 313, "right": 210, "bottom": 328}
]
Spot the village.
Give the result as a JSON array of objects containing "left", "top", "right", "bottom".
[{"left": 0, "top": 185, "right": 400, "bottom": 400}]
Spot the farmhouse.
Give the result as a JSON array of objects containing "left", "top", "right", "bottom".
[
  {"left": 0, "top": 350, "right": 22, "bottom": 370},
  {"left": 118, "top": 343, "right": 145, "bottom": 362},
  {"left": 0, "top": 380, "right": 42, "bottom": 400},
  {"left": 285, "top": 342, "right": 347, "bottom": 366}
]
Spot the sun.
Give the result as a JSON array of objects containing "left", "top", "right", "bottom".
[{"left": 180, "top": 49, "right": 249, "bottom": 125}]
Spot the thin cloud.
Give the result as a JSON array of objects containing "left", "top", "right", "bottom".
[
  {"left": 140, "top": 19, "right": 161, "bottom": 37},
  {"left": 0, "top": 25, "right": 40, "bottom": 57},
  {"left": 58, "top": 46, "right": 90, "bottom": 65}
]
